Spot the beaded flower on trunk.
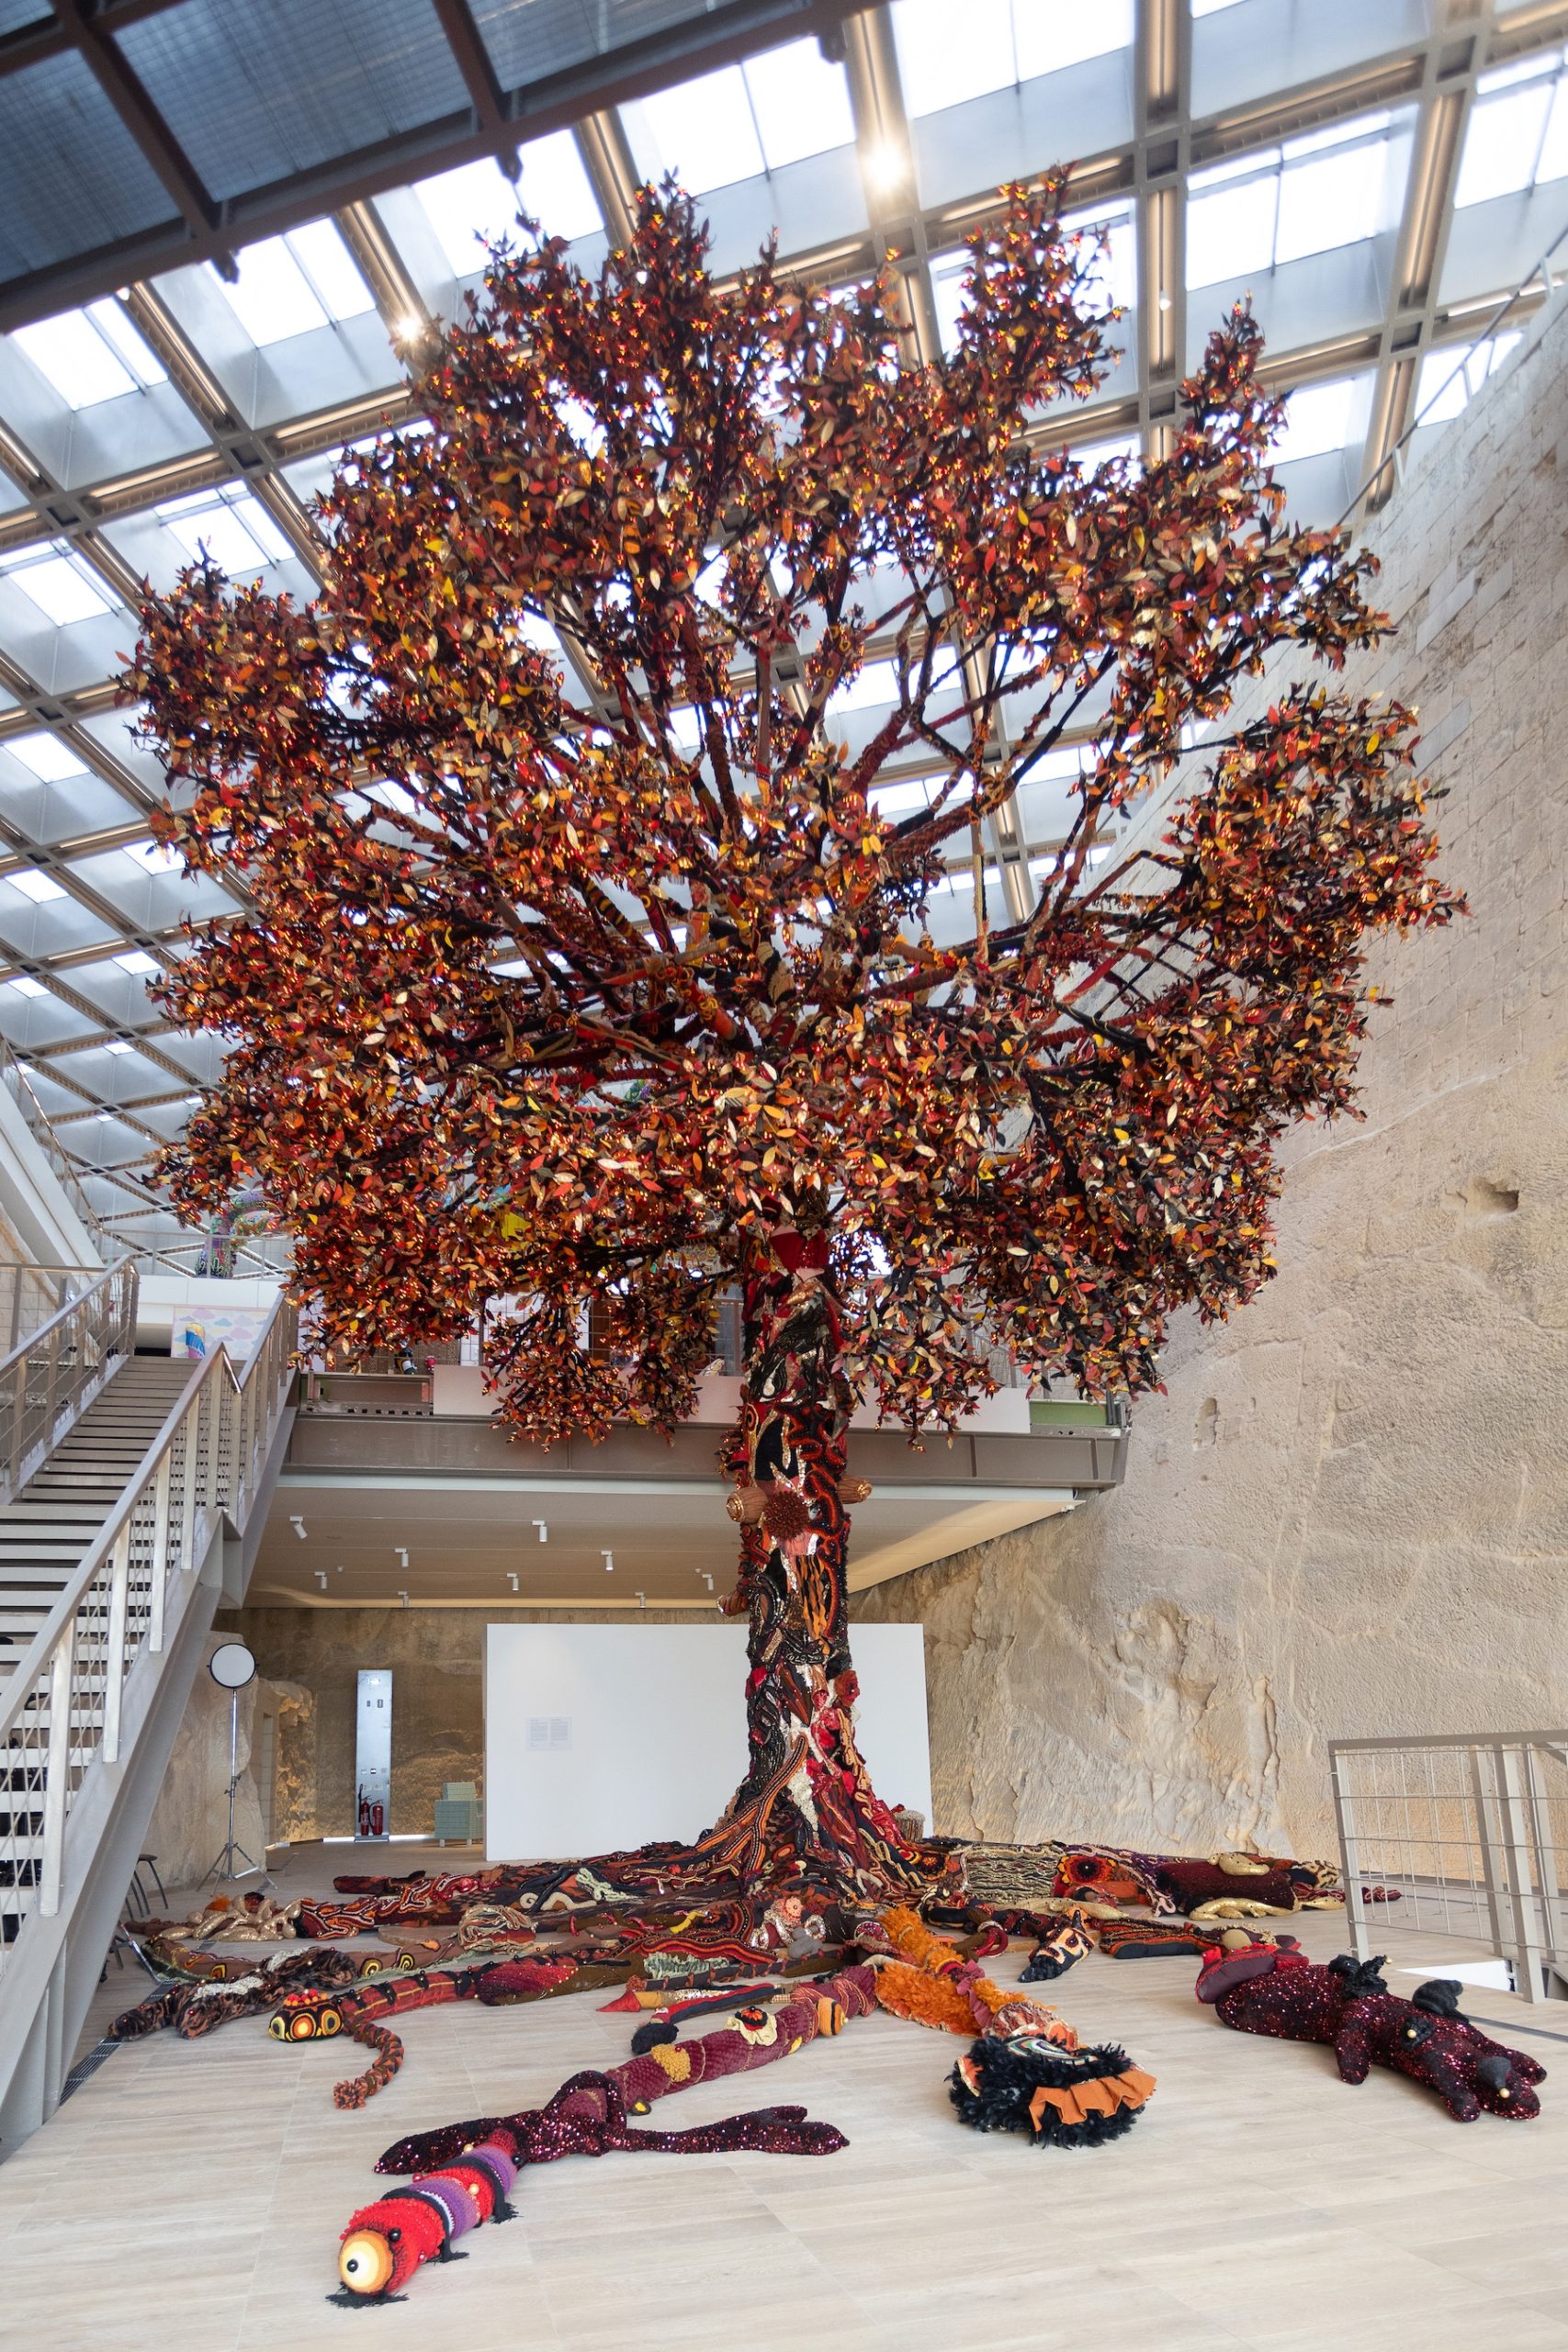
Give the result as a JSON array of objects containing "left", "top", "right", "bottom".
[{"left": 131, "top": 177, "right": 1461, "bottom": 1898}]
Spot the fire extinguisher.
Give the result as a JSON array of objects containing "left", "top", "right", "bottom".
[
  {"left": 357, "top": 1790, "right": 370, "bottom": 1838},
  {"left": 371, "top": 1799, "right": 385, "bottom": 1838}
]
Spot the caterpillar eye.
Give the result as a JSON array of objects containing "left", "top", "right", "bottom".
[{"left": 338, "top": 2232, "right": 394, "bottom": 2295}]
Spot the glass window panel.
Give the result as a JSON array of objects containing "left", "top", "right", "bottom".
[
  {"left": 1015, "top": 0, "right": 1133, "bottom": 78},
  {"left": 85, "top": 297, "right": 167, "bottom": 384},
  {"left": 215, "top": 236, "right": 329, "bottom": 344},
  {"left": 1065, "top": 199, "right": 1137, "bottom": 311},
  {"left": 827, "top": 659, "right": 900, "bottom": 713},
  {"left": 1455, "top": 83, "right": 1553, "bottom": 207},
  {"left": 514, "top": 128, "right": 602, "bottom": 243},
  {"left": 7, "top": 732, "right": 85, "bottom": 781},
  {"left": 7, "top": 867, "right": 67, "bottom": 902},
  {"left": 628, "top": 65, "right": 766, "bottom": 194},
  {"left": 1538, "top": 78, "right": 1568, "bottom": 186},
  {"left": 4, "top": 552, "right": 113, "bottom": 623},
  {"left": 413, "top": 157, "right": 523, "bottom": 277},
  {"left": 12, "top": 309, "right": 135, "bottom": 407},
  {"left": 742, "top": 38, "right": 855, "bottom": 170},
  {"left": 1271, "top": 376, "right": 1360, "bottom": 466},
  {"left": 1415, "top": 333, "right": 1521, "bottom": 424},
  {"left": 287, "top": 220, "right": 376, "bottom": 322},
  {"left": 1275, "top": 139, "right": 1387, "bottom": 264},
  {"left": 1187, "top": 175, "right": 1277, "bottom": 287},
  {"left": 893, "top": 0, "right": 1014, "bottom": 118},
  {"left": 7, "top": 975, "right": 47, "bottom": 995}
]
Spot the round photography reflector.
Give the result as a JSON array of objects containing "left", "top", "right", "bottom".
[{"left": 209, "top": 1641, "right": 256, "bottom": 1690}]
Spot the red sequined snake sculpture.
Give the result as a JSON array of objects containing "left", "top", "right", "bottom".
[{"left": 1199, "top": 1940, "right": 1546, "bottom": 2120}]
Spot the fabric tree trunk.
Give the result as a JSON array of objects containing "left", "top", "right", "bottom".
[{"left": 699, "top": 1226, "right": 924, "bottom": 1897}]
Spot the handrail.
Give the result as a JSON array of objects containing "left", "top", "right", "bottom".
[
  {"left": 0, "top": 1289, "right": 296, "bottom": 1974},
  {"left": 0, "top": 1260, "right": 139, "bottom": 1506}
]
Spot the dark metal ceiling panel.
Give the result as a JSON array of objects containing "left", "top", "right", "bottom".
[
  {"left": 114, "top": 0, "right": 473, "bottom": 204},
  {"left": 474, "top": 0, "right": 766, "bottom": 88},
  {"left": 0, "top": 51, "right": 175, "bottom": 277}
]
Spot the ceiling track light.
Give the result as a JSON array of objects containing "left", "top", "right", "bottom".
[
  {"left": 531, "top": 1520, "right": 548, "bottom": 1543},
  {"left": 289, "top": 1515, "right": 307, "bottom": 1540},
  {"left": 635, "top": 1589, "right": 646, "bottom": 1610},
  {"left": 506, "top": 1572, "right": 519, "bottom": 1593},
  {"left": 395, "top": 1547, "right": 409, "bottom": 1568},
  {"left": 314, "top": 1569, "right": 328, "bottom": 1590},
  {"left": 603, "top": 1550, "right": 614, "bottom": 1573},
  {"left": 398, "top": 1589, "right": 410, "bottom": 1610}
]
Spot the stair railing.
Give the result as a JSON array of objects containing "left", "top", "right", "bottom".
[
  {"left": 0, "top": 1290, "right": 296, "bottom": 1980},
  {"left": 0, "top": 1261, "right": 139, "bottom": 1508}
]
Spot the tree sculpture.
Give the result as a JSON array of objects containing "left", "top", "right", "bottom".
[{"left": 133, "top": 180, "right": 1460, "bottom": 1898}]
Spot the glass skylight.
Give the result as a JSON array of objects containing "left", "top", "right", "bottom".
[
  {"left": 1, "top": 549, "right": 115, "bottom": 626},
  {"left": 104, "top": 1038, "right": 133, "bottom": 1055},
  {"left": 1414, "top": 334, "right": 1522, "bottom": 424},
  {"left": 156, "top": 487, "right": 294, "bottom": 572},
  {"left": 211, "top": 222, "right": 374, "bottom": 346},
  {"left": 623, "top": 37, "right": 855, "bottom": 196},
  {"left": 826, "top": 660, "right": 900, "bottom": 714},
  {"left": 115, "top": 949, "right": 160, "bottom": 976},
  {"left": 11, "top": 299, "right": 167, "bottom": 409},
  {"left": 1269, "top": 375, "right": 1371, "bottom": 467},
  {"left": 1454, "top": 50, "right": 1568, "bottom": 209},
  {"left": 892, "top": 0, "right": 1133, "bottom": 120},
  {"left": 7, "top": 866, "right": 67, "bottom": 902},
  {"left": 6, "top": 732, "right": 86, "bottom": 781},
  {"left": 6, "top": 973, "right": 46, "bottom": 994},
  {"left": 1188, "top": 112, "right": 1408, "bottom": 288},
  {"left": 122, "top": 840, "right": 182, "bottom": 875},
  {"left": 415, "top": 130, "right": 602, "bottom": 277}
]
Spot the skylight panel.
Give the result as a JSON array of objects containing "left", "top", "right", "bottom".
[
  {"left": 1186, "top": 171, "right": 1276, "bottom": 288},
  {"left": 893, "top": 0, "right": 1015, "bottom": 118},
  {"left": 2, "top": 550, "right": 114, "bottom": 625},
  {"left": 1014, "top": 0, "right": 1133, "bottom": 79},
  {"left": 893, "top": 0, "right": 1130, "bottom": 119},
  {"left": 115, "top": 949, "right": 160, "bottom": 976},
  {"left": 1190, "top": 0, "right": 1244, "bottom": 13},
  {"left": 87, "top": 298, "right": 168, "bottom": 384},
  {"left": 215, "top": 238, "right": 328, "bottom": 343},
  {"left": 628, "top": 66, "right": 766, "bottom": 194},
  {"left": 1063, "top": 198, "right": 1137, "bottom": 312},
  {"left": 213, "top": 224, "right": 373, "bottom": 346},
  {"left": 415, "top": 158, "right": 525, "bottom": 277},
  {"left": 104, "top": 1038, "right": 133, "bottom": 1055},
  {"left": 13, "top": 309, "right": 136, "bottom": 407},
  {"left": 1274, "top": 134, "right": 1392, "bottom": 266},
  {"left": 7, "top": 974, "right": 46, "bottom": 995},
  {"left": 1455, "top": 76, "right": 1555, "bottom": 207},
  {"left": 6, "top": 732, "right": 86, "bottom": 781},
  {"left": 742, "top": 39, "right": 855, "bottom": 170},
  {"left": 122, "top": 839, "right": 182, "bottom": 875},
  {"left": 157, "top": 488, "right": 293, "bottom": 571},
  {"left": 1270, "top": 376, "right": 1365, "bottom": 467},
  {"left": 514, "top": 129, "right": 602, "bottom": 243},
  {"left": 287, "top": 220, "right": 376, "bottom": 322},
  {"left": 8, "top": 867, "right": 67, "bottom": 902},
  {"left": 1537, "top": 76, "right": 1568, "bottom": 185},
  {"left": 1415, "top": 334, "right": 1521, "bottom": 425}
]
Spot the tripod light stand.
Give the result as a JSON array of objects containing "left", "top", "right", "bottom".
[{"left": 200, "top": 1640, "right": 263, "bottom": 1889}]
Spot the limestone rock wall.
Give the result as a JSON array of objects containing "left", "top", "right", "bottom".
[{"left": 853, "top": 292, "right": 1568, "bottom": 1858}]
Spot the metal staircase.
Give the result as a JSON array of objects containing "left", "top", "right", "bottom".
[{"left": 0, "top": 1277, "right": 296, "bottom": 2151}]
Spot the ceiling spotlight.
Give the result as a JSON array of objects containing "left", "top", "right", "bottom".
[
  {"left": 315, "top": 1570, "right": 328, "bottom": 1590},
  {"left": 862, "top": 141, "right": 908, "bottom": 195},
  {"left": 392, "top": 313, "right": 428, "bottom": 345},
  {"left": 395, "top": 1547, "right": 409, "bottom": 1568},
  {"left": 531, "top": 1520, "right": 548, "bottom": 1543},
  {"left": 506, "top": 1572, "right": 519, "bottom": 1593},
  {"left": 398, "top": 1589, "right": 410, "bottom": 1609},
  {"left": 635, "top": 1589, "right": 646, "bottom": 1610},
  {"left": 603, "top": 1550, "right": 615, "bottom": 1574},
  {"left": 289, "top": 1515, "right": 308, "bottom": 1541},
  {"left": 1157, "top": 291, "right": 1173, "bottom": 312},
  {"left": 702, "top": 1573, "right": 714, "bottom": 1591}
]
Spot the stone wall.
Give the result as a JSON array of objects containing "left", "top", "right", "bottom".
[
  {"left": 854, "top": 293, "right": 1568, "bottom": 1857},
  {"left": 220, "top": 1604, "right": 716, "bottom": 1840}
]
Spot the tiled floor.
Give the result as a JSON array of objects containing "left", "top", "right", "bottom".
[{"left": 4, "top": 1843, "right": 1566, "bottom": 2351}]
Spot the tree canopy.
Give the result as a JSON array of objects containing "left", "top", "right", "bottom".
[{"left": 133, "top": 180, "right": 1461, "bottom": 1442}]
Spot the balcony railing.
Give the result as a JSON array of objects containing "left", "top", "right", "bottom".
[{"left": 0, "top": 1261, "right": 139, "bottom": 1507}]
